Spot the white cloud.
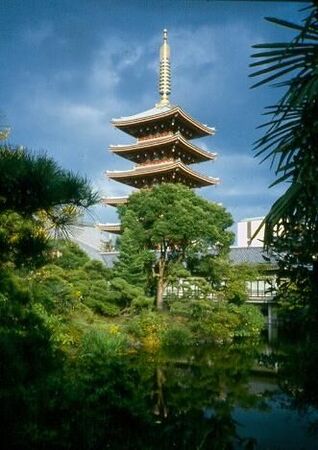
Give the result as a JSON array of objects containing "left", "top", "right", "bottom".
[{"left": 9, "top": 20, "right": 281, "bottom": 227}]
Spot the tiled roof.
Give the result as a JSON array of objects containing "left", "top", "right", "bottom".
[
  {"left": 70, "top": 226, "right": 276, "bottom": 268},
  {"left": 230, "top": 247, "right": 275, "bottom": 265},
  {"left": 107, "top": 159, "right": 219, "bottom": 187},
  {"left": 112, "top": 105, "right": 215, "bottom": 137},
  {"left": 110, "top": 132, "right": 216, "bottom": 162},
  {"left": 112, "top": 106, "right": 171, "bottom": 121}
]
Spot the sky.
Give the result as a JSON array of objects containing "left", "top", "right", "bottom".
[{"left": 0, "top": 0, "right": 307, "bottom": 228}]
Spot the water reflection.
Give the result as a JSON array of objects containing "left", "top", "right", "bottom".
[{"left": 3, "top": 339, "right": 318, "bottom": 449}]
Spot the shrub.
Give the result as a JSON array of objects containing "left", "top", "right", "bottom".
[
  {"left": 79, "top": 329, "right": 128, "bottom": 359},
  {"left": 170, "top": 298, "right": 214, "bottom": 320},
  {"left": 126, "top": 311, "right": 168, "bottom": 339},
  {"left": 85, "top": 298, "right": 121, "bottom": 317},
  {"left": 233, "top": 304, "right": 265, "bottom": 338},
  {"left": 31, "top": 266, "right": 78, "bottom": 313},
  {"left": 130, "top": 295, "right": 153, "bottom": 313},
  {"left": 53, "top": 242, "right": 89, "bottom": 269},
  {"left": 170, "top": 298, "right": 264, "bottom": 344},
  {"left": 161, "top": 323, "right": 193, "bottom": 348}
]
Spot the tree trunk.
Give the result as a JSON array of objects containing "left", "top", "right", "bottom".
[{"left": 156, "top": 258, "right": 165, "bottom": 310}]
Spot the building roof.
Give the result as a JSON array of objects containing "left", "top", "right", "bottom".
[
  {"left": 97, "top": 223, "right": 122, "bottom": 234},
  {"left": 112, "top": 105, "right": 215, "bottom": 139},
  {"left": 110, "top": 132, "right": 216, "bottom": 164},
  {"left": 230, "top": 246, "right": 276, "bottom": 265},
  {"left": 107, "top": 159, "right": 219, "bottom": 188},
  {"left": 102, "top": 196, "right": 128, "bottom": 207},
  {"left": 99, "top": 247, "right": 275, "bottom": 268},
  {"left": 113, "top": 105, "right": 171, "bottom": 121},
  {"left": 69, "top": 225, "right": 276, "bottom": 268}
]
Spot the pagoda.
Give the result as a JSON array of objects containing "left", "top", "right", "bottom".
[{"left": 99, "top": 29, "right": 219, "bottom": 235}]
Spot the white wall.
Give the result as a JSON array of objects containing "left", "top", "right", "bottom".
[{"left": 237, "top": 217, "right": 264, "bottom": 247}]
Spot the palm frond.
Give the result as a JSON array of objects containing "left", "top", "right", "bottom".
[{"left": 250, "top": 3, "right": 318, "bottom": 248}]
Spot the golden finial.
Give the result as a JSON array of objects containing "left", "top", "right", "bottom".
[{"left": 156, "top": 29, "right": 171, "bottom": 108}]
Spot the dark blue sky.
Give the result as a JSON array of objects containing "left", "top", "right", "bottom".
[{"left": 0, "top": 0, "right": 306, "bottom": 225}]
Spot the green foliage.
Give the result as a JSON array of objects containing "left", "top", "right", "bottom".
[
  {"left": 275, "top": 280, "right": 311, "bottom": 332},
  {"left": 161, "top": 323, "right": 193, "bottom": 348},
  {"left": 118, "top": 183, "right": 234, "bottom": 308},
  {"left": 52, "top": 241, "right": 90, "bottom": 269},
  {"left": 29, "top": 242, "right": 153, "bottom": 320},
  {"left": 0, "top": 268, "right": 59, "bottom": 389},
  {"left": 79, "top": 328, "right": 128, "bottom": 359},
  {"left": 32, "top": 303, "right": 77, "bottom": 348},
  {"left": 188, "top": 255, "right": 260, "bottom": 304},
  {"left": 32, "top": 264, "right": 78, "bottom": 313},
  {"left": 250, "top": 4, "right": 318, "bottom": 317},
  {"left": 170, "top": 298, "right": 214, "bottom": 320},
  {"left": 82, "top": 259, "right": 112, "bottom": 280},
  {"left": 0, "top": 141, "right": 269, "bottom": 449},
  {"left": 126, "top": 311, "right": 168, "bottom": 340},
  {"left": 106, "top": 277, "right": 153, "bottom": 310},
  {"left": 114, "top": 209, "right": 154, "bottom": 288},
  {"left": 122, "top": 183, "right": 234, "bottom": 255},
  {"left": 85, "top": 296, "right": 121, "bottom": 317},
  {"left": 233, "top": 304, "right": 265, "bottom": 338},
  {"left": 170, "top": 298, "right": 264, "bottom": 344},
  {"left": 222, "top": 263, "right": 261, "bottom": 305},
  {"left": 0, "top": 211, "right": 49, "bottom": 267},
  {"left": 0, "top": 145, "right": 98, "bottom": 269},
  {"left": 0, "top": 145, "right": 98, "bottom": 215}
]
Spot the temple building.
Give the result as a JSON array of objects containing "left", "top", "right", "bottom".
[{"left": 99, "top": 29, "right": 218, "bottom": 234}]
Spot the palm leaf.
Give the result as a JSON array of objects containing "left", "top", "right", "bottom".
[{"left": 265, "top": 17, "right": 311, "bottom": 33}]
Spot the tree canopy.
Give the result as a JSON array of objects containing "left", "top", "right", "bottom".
[
  {"left": 116, "top": 183, "right": 234, "bottom": 309},
  {"left": 0, "top": 145, "right": 98, "bottom": 266},
  {"left": 0, "top": 145, "right": 98, "bottom": 215}
]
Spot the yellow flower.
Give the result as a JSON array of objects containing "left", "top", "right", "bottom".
[{"left": 109, "top": 324, "right": 120, "bottom": 335}]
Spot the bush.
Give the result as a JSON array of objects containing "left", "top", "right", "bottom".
[
  {"left": 126, "top": 311, "right": 170, "bottom": 351},
  {"left": 170, "top": 298, "right": 264, "bottom": 344},
  {"left": 53, "top": 242, "right": 89, "bottom": 269},
  {"left": 233, "top": 304, "right": 265, "bottom": 338},
  {"left": 79, "top": 329, "right": 128, "bottom": 359},
  {"left": 161, "top": 323, "right": 193, "bottom": 348},
  {"left": 85, "top": 298, "right": 121, "bottom": 317},
  {"left": 126, "top": 311, "right": 168, "bottom": 339},
  {"left": 31, "top": 266, "right": 79, "bottom": 313},
  {"left": 130, "top": 295, "right": 153, "bottom": 313},
  {"left": 170, "top": 298, "right": 214, "bottom": 320}
]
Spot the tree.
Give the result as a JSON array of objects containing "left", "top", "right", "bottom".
[
  {"left": 0, "top": 145, "right": 98, "bottom": 266},
  {"left": 114, "top": 210, "right": 154, "bottom": 288},
  {"left": 0, "top": 145, "right": 97, "bottom": 215},
  {"left": 118, "top": 184, "right": 233, "bottom": 309},
  {"left": 250, "top": 3, "right": 318, "bottom": 317}
]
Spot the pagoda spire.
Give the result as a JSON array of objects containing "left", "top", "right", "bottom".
[
  {"left": 101, "top": 30, "right": 219, "bottom": 230},
  {"left": 156, "top": 29, "right": 171, "bottom": 108}
]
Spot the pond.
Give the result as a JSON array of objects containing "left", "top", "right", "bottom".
[{"left": 4, "top": 332, "right": 318, "bottom": 449}]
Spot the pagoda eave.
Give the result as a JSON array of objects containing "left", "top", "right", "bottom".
[
  {"left": 102, "top": 197, "right": 128, "bottom": 207},
  {"left": 112, "top": 106, "right": 214, "bottom": 139},
  {"left": 97, "top": 223, "right": 122, "bottom": 234},
  {"left": 107, "top": 161, "right": 219, "bottom": 189},
  {"left": 110, "top": 132, "right": 216, "bottom": 164}
]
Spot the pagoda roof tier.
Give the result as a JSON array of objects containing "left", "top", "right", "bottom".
[
  {"left": 110, "top": 132, "right": 216, "bottom": 165},
  {"left": 107, "top": 160, "right": 219, "bottom": 189},
  {"left": 97, "top": 223, "right": 122, "bottom": 234},
  {"left": 112, "top": 106, "right": 215, "bottom": 139},
  {"left": 102, "top": 196, "right": 128, "bottom": 207}
]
